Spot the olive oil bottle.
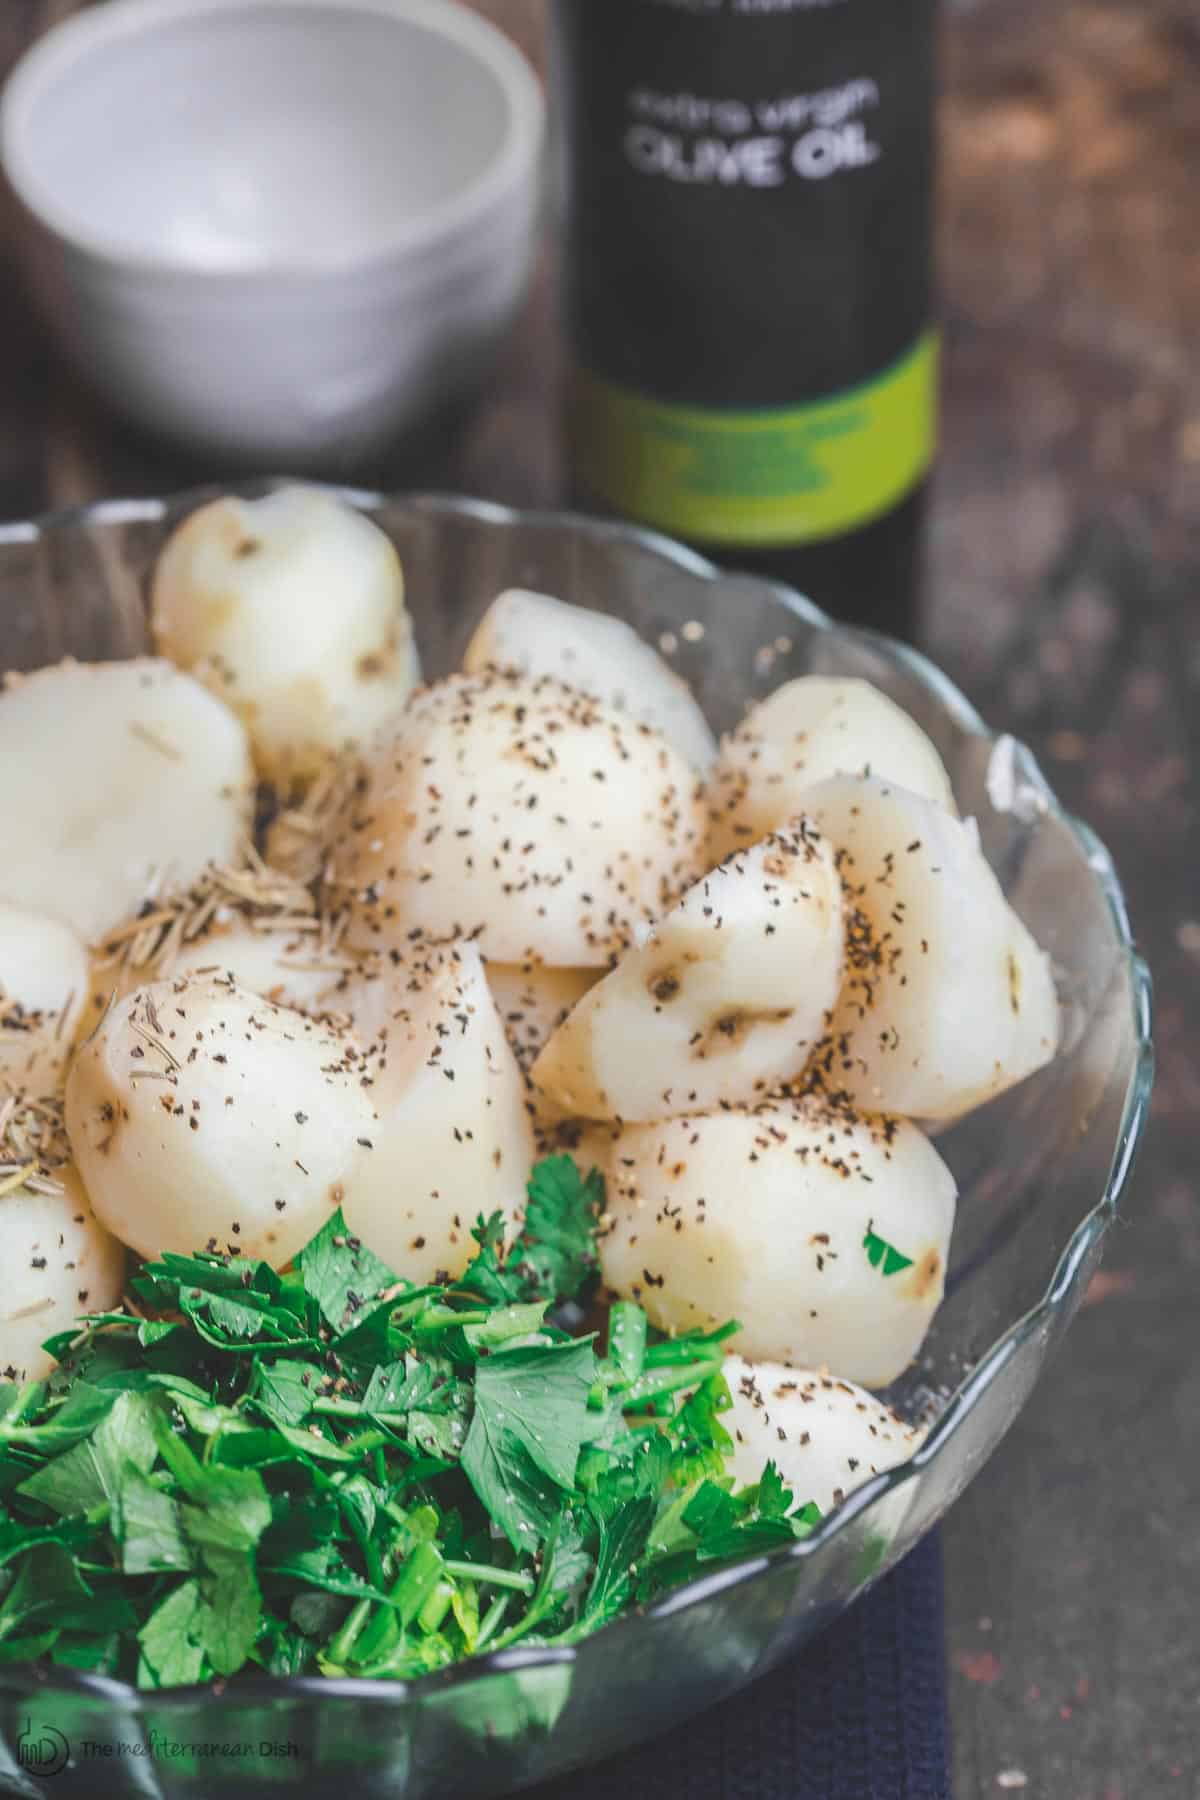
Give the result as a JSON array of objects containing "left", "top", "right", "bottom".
[{"left": 554, "top": 0, "right": 937, "bottom": 637}]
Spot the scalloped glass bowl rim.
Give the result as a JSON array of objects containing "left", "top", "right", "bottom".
[{"left": 0, "top": 484, "right": 1154, "bottom": 1713}]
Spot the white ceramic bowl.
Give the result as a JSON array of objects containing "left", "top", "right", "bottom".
[{"left": 0, "top": 0, "right": 545, "bottom": 466}]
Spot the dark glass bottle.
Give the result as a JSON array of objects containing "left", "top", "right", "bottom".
[{"left": 554, "top": 0, "right": 937, "bottom": 639}]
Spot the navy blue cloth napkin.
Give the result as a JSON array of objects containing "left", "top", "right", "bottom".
[{"left": 527, "top": 1531, "right": 951, "bottom": 1800}]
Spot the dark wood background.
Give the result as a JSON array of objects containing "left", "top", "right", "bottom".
[{"left": 2, "top": 3, "right": 1197, "bottom": 1794}]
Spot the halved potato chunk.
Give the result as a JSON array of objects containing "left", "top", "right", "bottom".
[
  {"left": 339, "top": 942, "right": 536, "bottom": 1284},
  {"left": 152, "top": 486, "right": 419, "bottom": 784},
  {"left": 0, "top": 1167, "right": 125, "bottom": 1383},
  {"left": 0, "top": 905, "right": 89, "bottom": 1100},
  {"left": 723, "top": 1355, "right": 925, "bottom": 1514},
  {"left": 709, "top": 677, "right": 954, "bottom": 859},
  {"left": 0, "top": 658, "right": 253, "bottom": 945},
  {"left": 799, "top": 774, "right": 1059, "bottom": 1119},
  {"left": 464, "top": 587, "right": 716, "bottom": 771},
  {"left": 600, "top": 1096, "right": 956, "bottom": 1388},
  {"left": 531, "top": 820, "right": 842, "bottom": 1121},
  {"left": 333, "top": 672, "right": 708, "bottom": 967},
  {"left": 65, "top": 977, "right": 374, "bottom": 1266}
]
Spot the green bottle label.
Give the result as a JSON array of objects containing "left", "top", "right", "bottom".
[{"left": 572, "top": 331, "right": 938, "bottom": 549}]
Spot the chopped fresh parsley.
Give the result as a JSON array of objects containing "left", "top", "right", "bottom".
[
  {"left": 863, "top": 1226, "right": 915, "bottom": 1276},
  {"left": 457, "top": 1155, "right": 603, "bottom": 1308},
  {"left": 0, "top": 1156, "right": 820, "bottom": 1687},
  {"left": 509, "top": 1156, "right": 604, "bottom": 1302}
]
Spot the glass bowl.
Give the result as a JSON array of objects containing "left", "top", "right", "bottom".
[{"left": 0, "top": 488, "right": 1152, "bottom": 1799}]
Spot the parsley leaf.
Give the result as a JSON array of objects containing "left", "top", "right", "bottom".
[
  {"left": 568, "top": 1494, "right": 655, "bottom": 1638},
  {"left": 16, "top": 1390, "right": 159, "bottom": 1517},
  {"left": 199, "top": 1546, "right": 264, "bottom": 1675},
  {"left": 462, "top": 1340, "right": 597, "bottom": 1549},
  {"left": 249, "top": 1359, "right": 317, "bottom": 1428},
  {"left": 177, "top": 1462, "right": 273, "bottom": 1555},
  {"left": 0, "top": 1381, "right": 115, "bottom": 1454},
  {"left": 134, "top": 1254, "right": 316, "bottom": 1350},
  {"left": 756, "top": 1460, "right": 792, "bottom": 1520},
  {"left": 509, "top": 1157, "right": 604, "bottom": 1303},
  {"left": 298, "top": 1212, "right": 397, "bottom": 1331},
  {"left": 137, "top": 1580, "right": 207, "bottom": 1688},
  {"left": 116, "top": 1467, "right": 192, "bottom": 1576},
  {"left": 457, "top": 1212, "right": 514, "bottom": 1305},
  {"left": 0, "top": 1544, "right": 92, "bottom": 1641},
  {"left": 459, "top": 1160, "right": 602, "bottom": 1310},
  {"left": 863, "top": 1226, "right": 915, "bottom": 1276}
]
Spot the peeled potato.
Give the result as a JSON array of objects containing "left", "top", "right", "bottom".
[
  {"left": 600, "top": 1097, "right": 956, "bottom": 1387},
  {"left": 168, "top": 921, "right": 359, "bottom": 1015},
  {"left": 723, "top": 1355, "right": 924, "bottom": 1514},
  {"left": 0, "top": 906, "right": 89, "bottom": 1101},
  {"left": 100, "top": 920, "right": 357, "bottom": 1020},
  {"left": 0, "top": 1168, "right": 125, "bottom": 1383},
  {"left": 463, "top": 588, "right": 717, "bottom": 771},
  {"left": 0, "top": 659, "right": 254, "bottom": 945},
  {"left": 65, "top": 978, "right": 374, "bottom": 1266},
  {"left": 338, "top": 942, "right": 536, "bottom": 1285},
  {"left": 151, "top": 486, "right": 420, "bottom": 784},
  {"left": 485, "top": 962, "right": 600, "bottom": 1075},
  {"left": 799, "top": 774, "right": 1059, "bottom": 1119},
  {"left": 709, "top": 677, "right": 955, "bottom": 858},
  {"left": 333, "top": 672, "right": 708, "bottom": 967},
  {"left": 531, "top": 820, "right": 842, "bottom": 1121}
]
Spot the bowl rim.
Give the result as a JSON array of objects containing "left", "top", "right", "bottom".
[
  {"left": 0, "top": 485, "right": 1155, "bottom": 1718},
  {"left": 0, "top": 0, "right": 546, "bottom": 283}
]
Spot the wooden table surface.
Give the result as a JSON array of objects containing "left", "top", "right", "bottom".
[{"left": 2, "top": 3, "right": 1197, "bottom": 1795}]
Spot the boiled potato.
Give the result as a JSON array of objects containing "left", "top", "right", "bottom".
[
  {"left": 600, "top": 1097, "right": 956, "bottom": 1387},
  {"left": 0, "top": 906, "right": 89, "bottom": 1100},
  {"left": 799, "top": 774, "right": 1059, "bottom": 1119},
  {"left": 0, "top": 1167, "right": 125, "bottom": 1383},
  {"left": 333, "top": 672, "right": 708, "bottom": 967},
  {"left": 90, "top": 919, "right": 359, "bottom": 1021},
  {"left": 709, "top": 677, "right": 955, "bottom": 858},
  {"left": 485, "top": 962, "right": 599, "bottom": 1075},
  {"left": 464, "top": 588, "right": 717, "bottom": 771},
  {"left": 723, "top": 1355, "right": 924, "bottom": 1514},
  {"left": 168, "top": 921, "right": 358, "bottom": 1014},
  {"left": 339, "top": 942, "right": 536, "bottom": 1284},
  {"left": 151, "top": 487, "right": 420, "bottom": 784},
  {"left": 0, "top": 659, "right": 254, "bottom": 945},
  {"left": 531, "top": 820, "right": 843, "bottom": 1121},
  {"left": 65, "top": 977, "right": 374, "bottom": 1266}
]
